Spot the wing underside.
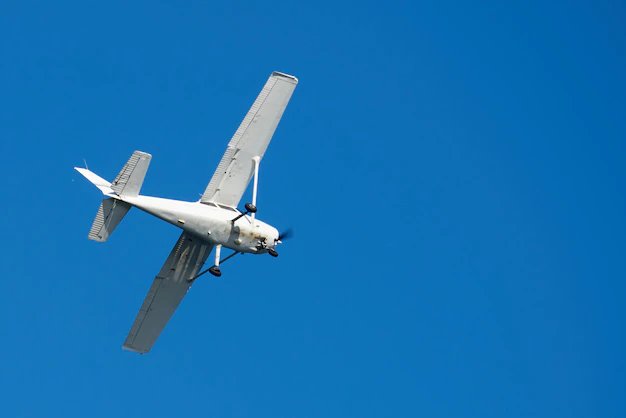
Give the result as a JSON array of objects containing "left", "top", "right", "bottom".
[
  {"left": 200, "top": 71, "right": 298, "bottom": 207},
  {"left": 123, "top": 232, "right": 213, "bottom": 354}
]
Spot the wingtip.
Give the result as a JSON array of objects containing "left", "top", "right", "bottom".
[
  {"left": 133, "top": 150, "right": 152, "bottom": 159},
  {"left": 272, "top": 71, "right": 298, "bottom": 84},
  {"left": 122, "top": 343, "right": 149, "bottom": 354}
]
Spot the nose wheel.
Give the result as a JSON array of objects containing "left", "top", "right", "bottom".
[{"left": 268, "top": 248, "right": 278, "bottom": 257}]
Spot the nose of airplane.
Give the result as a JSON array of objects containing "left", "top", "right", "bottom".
[
  {"left": 270, "top": 226, "right": 280, "bottom": 247},
  {"left": 275, "top": 227, "right": 293, "bottom": 246}
]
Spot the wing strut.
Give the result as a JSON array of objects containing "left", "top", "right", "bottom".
[
  {"left": 231, "top": 156, "right": 262, "bottom": 224},
  {"left": 251, "top": 156, "right": 261, "bottom": 220}
]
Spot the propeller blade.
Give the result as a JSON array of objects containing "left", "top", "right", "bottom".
[{"left": 278, "top": 228, "right": 294, "bottom": 241}]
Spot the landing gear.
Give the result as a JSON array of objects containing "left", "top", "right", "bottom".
[
  {"left": 268, "top": 248, "right": 278, "bottom": 257},
  {"left": 244, "top": 203, "right": 257, "bottom": 213},
  {"left": 232, "top": 156, "right": 261, "bottom": 223},
  {"left": 210, "top": 245, "right": 223, "bottom": 276},
  {"left": 189, "top": 249, "right": 241, "bottom": 282},
  {"left": 231, "top": 202, "right": 258, "bottom": 223}
]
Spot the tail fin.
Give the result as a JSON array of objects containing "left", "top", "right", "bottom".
[
  {"left": 75, "top": 150, "right": 151, "bottom": 242},
  {"left": 74, "top": 150, "right": 152, "bottom": 198},
  {"left": 110, "top": 151, "right": 152, "bottom": 197},
  {"left": 74, "top": 168, "right": 115, "bottom": 196},
  {"left": 88, "top": 198, "right": 132, "bottom": 242}
]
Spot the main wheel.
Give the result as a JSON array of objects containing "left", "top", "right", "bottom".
[
  {"left": 245, "top": 203, "right": 257, "bottom": 213},
  {"left": 208, "top": 266, "right": 222, "bottom": 277},
  {"left": 268, "top": 248, "right": 278, "bottom": 257}
]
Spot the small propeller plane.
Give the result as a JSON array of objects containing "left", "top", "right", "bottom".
[{"left": 75, "top": 72, "right": 298, "bottom": 353}]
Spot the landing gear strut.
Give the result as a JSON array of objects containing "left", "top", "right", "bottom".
[
  {"left": 189, "top": 246, "right": 241, "bottom": 282},
  {"left": 209, "top": 244, "right": 222, "bottom": 277},
  {"left": 231, "top": 202, "right": 257, "bottom": 223}
]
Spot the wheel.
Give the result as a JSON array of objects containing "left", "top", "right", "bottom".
[
  {"left": 208, "top": 266, "right": 222, "bottom": 277},
  {"left": 245, "top": 203, "right": 257, "bottom": 213},
  {"left": 268, "top": 248, "right": 278, "bottom": 257}
]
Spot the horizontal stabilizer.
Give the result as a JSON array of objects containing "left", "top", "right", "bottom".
[
  {"left": 111, "top": 151, "right": 152, "bottom": 197},
  {"left": 88, "top": 198, "right": 132, "bottom": 242}
]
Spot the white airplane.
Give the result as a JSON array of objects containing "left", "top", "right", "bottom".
[{"left": 75, "top": 72, "right": 298, "bottom": 354}]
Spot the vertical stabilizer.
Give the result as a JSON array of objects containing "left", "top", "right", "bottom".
[{"left": 76, "top": 150, "right": 150, "bottom": 242}]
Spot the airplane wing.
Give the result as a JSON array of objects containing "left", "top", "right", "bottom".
[
  {"left": 123, "top": 232, "right": 213, "bottom": 354},
  {"left": 200, "top": 71, "right": 298, "bottom": 207}
]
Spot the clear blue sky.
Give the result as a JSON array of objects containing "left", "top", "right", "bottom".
[{"left": 1, "top": 1, "right": 624, "bottom": 417}]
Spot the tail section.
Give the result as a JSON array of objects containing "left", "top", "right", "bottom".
[
  {"left": 75, "top": 150, "right": 152, "bottom": 242},
  {"left": 74, "top": 151, "right": 152, "bottom": 198},
  {"left": 110, "top": 151, "right": 151, "bottom": 197},
  {"left": 88, "top": 198, "right": 132, "bottom": 242},
  {"left": 75, "top": 168, "right": 115, "bottom": 196}
]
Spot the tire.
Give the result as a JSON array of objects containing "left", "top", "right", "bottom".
[{"left": 245, "top": 203, "right": 257, "bottom": 213}]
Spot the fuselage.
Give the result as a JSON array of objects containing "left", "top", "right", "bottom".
[{"left": 121, "top": 195, "right": 279, "bottom": 254}]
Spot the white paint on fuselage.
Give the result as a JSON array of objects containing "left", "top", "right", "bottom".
[{"left": 121, "top": 195, "right": 278, "bottom": 254}]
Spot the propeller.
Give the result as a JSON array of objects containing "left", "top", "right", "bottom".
[{"left": 277, "top": 228, "right": 294, "bottom": 242}]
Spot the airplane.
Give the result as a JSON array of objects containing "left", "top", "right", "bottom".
[{"left": 75, "top": 71, "right": 298, "bottom": 354}]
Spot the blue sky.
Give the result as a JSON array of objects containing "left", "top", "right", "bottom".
[{"left": 1, "top": 1, "right": 624, "bottom": 417}]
